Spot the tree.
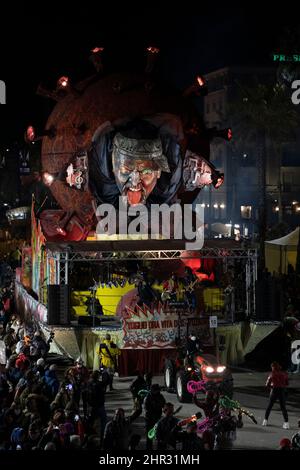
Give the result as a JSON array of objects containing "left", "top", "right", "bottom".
[{"left": 228, "top": 79, "right": 298, "bottom": 269}]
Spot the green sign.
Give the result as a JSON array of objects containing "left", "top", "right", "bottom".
[{"left": 273, "top": 54, "right": 300, "bottom": 62}]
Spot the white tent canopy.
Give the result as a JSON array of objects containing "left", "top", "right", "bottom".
[
  {"left": 211, "top": 222, "right": 231, "bottom": 236},
  {"left": 265, "top": 227, "right": 299, "bottom": 274},
  {"left": 265, "top": 227, "right": 299, "bottom": 247}
]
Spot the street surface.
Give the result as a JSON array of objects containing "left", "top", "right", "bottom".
[{"left": 104, "top": 370, "right": 300, "bottom": 450}]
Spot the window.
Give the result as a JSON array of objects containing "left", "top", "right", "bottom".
[{"left": 241, "top": 206, "right": 252, "bottom": 219}]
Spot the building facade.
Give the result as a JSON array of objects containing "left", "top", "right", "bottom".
[{"left": 201, "top": 66, "right": 300, "bottom": 238}]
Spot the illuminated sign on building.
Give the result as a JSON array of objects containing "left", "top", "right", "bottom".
[{"left": 273, "top": 54, "right": 300, "bottom": 62}]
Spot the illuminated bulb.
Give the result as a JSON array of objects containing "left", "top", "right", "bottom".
[
  {"left": 26, "top": 125, "right": 36, "bottom": 142},
  {"left": 220, "top": 204, "right": 225, "bottom": 209},
  {"left": 213, "top": 203, "right": 218, "bottom": 209},
  {"left": 275, "top": 206, "right": 279, "bottom": 212},
  {"left": 292, "top": 201, "right": 298, "bottom": 205},
  {"left": 91, "top": 47, "right": 104, "bottom": 54},
  {"left": 43, "top": 172, "right": 54, "bottom": 186},
  {"left": 201, "top": 203, "right": 205, "bottom": 207},
  {"left": 57, "top": 76, "right": 69, "bottom": 89},
  {"left": 197, "top": 75, "right": 205, "bottom": 87},
  {"left": 147, "top": 46, "right": 160, "bottom": 54}
]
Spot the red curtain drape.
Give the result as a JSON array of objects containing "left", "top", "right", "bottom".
[{"left": 119, "top": 349, "right": 176, "bottom": 376}]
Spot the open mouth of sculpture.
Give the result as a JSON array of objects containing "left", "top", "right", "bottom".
[{"left": 124, "top": 184, "right": 146, "bottom": 205}]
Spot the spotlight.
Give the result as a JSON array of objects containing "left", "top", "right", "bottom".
[
  {"left": 25, "top": 125, "right": 35, "bottom": 143},
  {"left": 147, "top": 46, "right": 160, "bottom": 54},
  {"left": 89, "top": 47, "right": 104, "bottom": 73},
  {"left": 57, "top": 76, "right": 69, "bottom": 89},
  {"left": 56, "top": 76, "right": 81, "bottom": 97},
  {"left": 24, "top": 125, "right": 56, "bottom": 144},
  {"left": 196, "top": 75, "right": 205, "bottom": 87},
  {"left": 145, "top": 46, "right": 160, "bottom": 74},
  {"left": 183, "top": 75, "right": 208, "bottom": 97},
  {"left": 42, "top": 172, "right": 55, "bottom": 186}
]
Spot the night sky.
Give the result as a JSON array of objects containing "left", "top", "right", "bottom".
[{"left": 0, "top": 4, "right": 299, "bottom": 146}]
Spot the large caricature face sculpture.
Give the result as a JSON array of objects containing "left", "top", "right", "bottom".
[{"left": 112, "top": 133, "right": 170, "bottom": 205}]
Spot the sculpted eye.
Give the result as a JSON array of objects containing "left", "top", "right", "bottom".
[{"left": 120, "top": 167, "right": 131, "bottom": 175}]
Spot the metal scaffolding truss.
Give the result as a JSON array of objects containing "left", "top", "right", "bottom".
[
  {"left": 47, "top": 247, "right": 257, "bottom": 263},
  {"left": 46, "top": 245, "right": 257, "bottom": 318}
]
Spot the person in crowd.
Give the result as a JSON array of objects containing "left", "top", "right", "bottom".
[
  {"left": 103, "top": 407, "right": 140, "bottom": 451},
  {"left": 278, "top": 438, "right": 292, "bottom": 450},
  {"left": 172, "top": 420, "right": 204, "bottom": 452},
  {"left": 213, "top": 405, "right": 243, "bottom": 450},
  {"left": 42, "top": 364, "right": 60, "bottom": 401},
  {"left": 30, "top": 331, "right": 50, "bottom": 360},
  {"left": 33, "top": 358, "right": 46, "bottom": 379},
  {"left": 262, "top": 362, "right": 289, "bottom": 429},
  {"left": 143, "top": 383, "right": 166, "bottom": 450},
  {"left": 51, "top": 377, "right": 75, "bottom": 411},
  {"left": 23, "top": 420, "right": 43, "bottom": 450},
  {"left": 99, "top": 334, "right": 120, "bottom": 391},
  {"left": 86, "top": 370, "right": 107, "bottom": 440},
  {"left": 130, "top": 371, "right": 148, "bottom": 415},
  {"left": 3, "top": 328, "right": 17, "bottom": 359},
  {"left": 69, "top": 358, "right": 89, "bottom": 417},
  {"left": 10, "top": 426, "right": 26, "bottom": 450},
  {"left": 193, "top": 390, "right": 219, "bottom": 418},
  {"left": 155, "top": 402, "right": 179, "bottom": 450}
]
